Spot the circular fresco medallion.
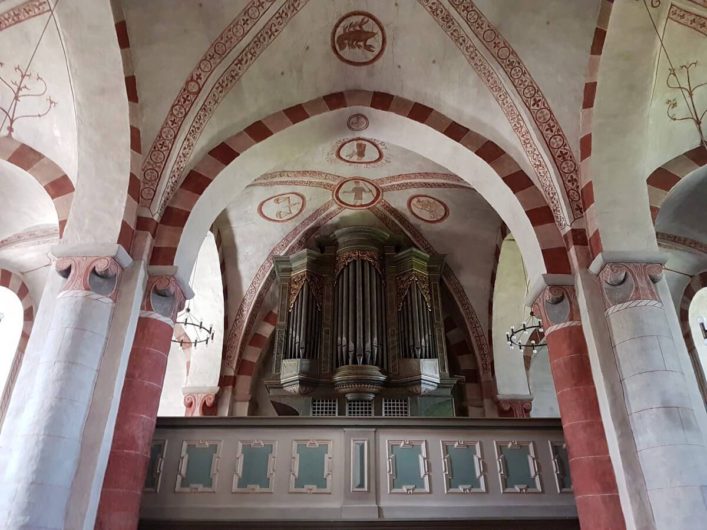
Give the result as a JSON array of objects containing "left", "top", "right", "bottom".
[
  {"left": 347, "top": 113, "right": 369, "bottom": 131},
  {"left": 258, "top": 192, "right": 306, "bottom": 222},
  {"left": 408, "top": 195, "right": 449, "bottom": 223},
  {"left": 336, "top": 137, "right": 383, "bottom": 164},
  {"left": 331, "top": 11, "right": 386, "bottom": 66},
  {"left": 334, "top": 178, "right": 382, "bottom": 209}
]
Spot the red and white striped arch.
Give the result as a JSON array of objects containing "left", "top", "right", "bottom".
[
  {"left": 111, "top": 1, "right": 143, "bottom": 256},
  {"left": 0, "top": 268, "right": 35, "bottom": 427},
  {"left": 226, "top": 309, "right": 278, "bottom": 416},
  {"left": 0, "top": 137, "right": 74, "bottom": 236},
  {"left": 579, "top": 0, "right": 615, "bottom": 259},
  {"left": 647, "top": 145, "right": 707, "bottom": 223},
  {"left": 147, "top": 91, "right": 571, "bottom": 277}
]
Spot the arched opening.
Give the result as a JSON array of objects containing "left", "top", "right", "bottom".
[
  {"left": 158, "top": 231, "right": 224, "bottom": 416},
  {"left": 0, "top": 287, "right": 23, "bottom": 404},
  {"left": 688, "top": 286, "right": 707, "bottom": 404}
]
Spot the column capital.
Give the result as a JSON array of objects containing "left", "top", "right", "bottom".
[
  {"left": 529, "top": 279, "right": 581, "bottom": 336},
  {"left": 51, "top": 243, "right": 132, "bottom": 301},
  {"left": 495, "top": 394, "right": 533, "bottom": 418},
  {"left": 141, "top": 273, "right": 189, "bottom": 323},
  {"left": 183, "top": 386, "right": 219, "bottom": 416},
  {"left": 594, "top": 261, "right": 664, "bottom": 311}
]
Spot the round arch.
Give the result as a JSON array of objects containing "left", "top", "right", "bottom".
[
  {"left": 147, "top": 91, "right": 570, "bottom": 284},
  {"left": 0, "top": 137, "right": 74, "bottom": 236},
  {"left": 0, "top": 268, "right": 34, "bottom": 430},
  {"left": 680, "top": 271, "right": 707, "bottom": 403}
]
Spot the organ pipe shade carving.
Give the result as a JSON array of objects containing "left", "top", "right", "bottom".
[{"left": 285, "top": 271, "right": 323, "bottom": 360}]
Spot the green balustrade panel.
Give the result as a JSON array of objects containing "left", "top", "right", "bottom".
[
  {"left": 180, "top": 442, "right": 219, "bottom": 491},
  {"left": 292, "top": 441, "right": 331, "bottom": 492},
  {"left": 351, "top": 440, "right": 367, "bottom": 491},
  {"left": 497, "top": 442, "right": 541, "bottom": 493},
  {"left": 389, "top": 441, "right": 429, "bottom": 493},
  {"left": 144, "top": 440, "right": 165, "bottom": 491},
  {"left": 236, "top": 442, "right": 275, "bottom": 491},
  {"left": 443, "top": 442, "right": 484, "bottom": 492},
  {"left": 551, "top": 442, "right": 572, "bottom": 492}
]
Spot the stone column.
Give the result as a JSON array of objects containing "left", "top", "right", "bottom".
[
  {"left": 96, "top": 274, "right": 187, "bottom": 530},
  {"left": 532, "top": 283, "right": 625, "bottom": 530},
  {"left": 0, "top": 251, "right": 130, "bottom": 529},
  {"left": 592, "top": 259, "right": 707, "bottom": 530}
]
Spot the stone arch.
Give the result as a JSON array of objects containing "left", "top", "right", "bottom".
[
  {"left": 0, "top": 268, "right": 34, "bottom": 428},
  {"left": 111, "top": 1, "right": 143, "bottom": 255},
  {"left": 146, "top": 91, "right": 571, "bottom": 281},
  {"left": 680, "top": 271, "right": 707, "bottom": 403},
  {"left": 578, "top": 0, "right": 615, "bottom": 257},
  {"left": 0, "top": 137, "right": 74, "bottom": 236},
  {"left": 646, "top": 145, "right": 707, "bottom": 222},
  {"left": 228, "top": 309, "right": 278, "bottom": 416}
]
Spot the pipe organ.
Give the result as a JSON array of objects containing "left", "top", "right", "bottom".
[{"left": 268, "top": 227, "right": 458, "bottom": 416}]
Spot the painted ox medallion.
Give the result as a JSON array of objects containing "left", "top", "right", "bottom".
[
  {"left": 334, "top": 178, "right": 382, "bottom": 209},
  {"left": 331, "top": 11, "right": 386, "bottom": 66},
  {"left": 258, "top": 192, "right": 306, "bottom": 222},
  {"left": 408, "top": 195, "right": 449, "bottom": 223}
]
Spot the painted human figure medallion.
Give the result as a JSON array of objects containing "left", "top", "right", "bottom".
[
  {"left": 336, "top": 137, "right": 383, "bottom": 164},
  {"left": 258, "top": 192, "right": 306, "bottom": 222},
  {"left": 331, "top": 11, "right": 386, "bottom": 66},
  {"left": 334, "top": 178, "right": 382, "bottom": 209},
  {"left": 408, "top": 195, "right": 449, "bottom": 223}
]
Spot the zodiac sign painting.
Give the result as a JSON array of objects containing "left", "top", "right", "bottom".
[
  {"left": 408, "top": 195, "right": 449, "bottom": 223},
  {"left": 258, "top": 192, "right": 306, "bottom": 222},
  {"left": 334, "top": 178, "right": 382, "bottom": 209},
  {"left": 331, "top": 11, "right": 386, "bottom": 66}
]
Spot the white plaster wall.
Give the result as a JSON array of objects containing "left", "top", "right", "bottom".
[
  {"left": 492, "top": 237, "right": 530, "bottom": 396},
  {"left": 528, "top": 347, "right": 559, "bottom": 418},
  {"left": 689, "top": 287, "right": 707, "bottom": 387},
  {"left": 158, "top": 232, "right": 224, "bottom": 416},
  {"left": 184, "top": 231, "right": 224, "bottom": 388}
]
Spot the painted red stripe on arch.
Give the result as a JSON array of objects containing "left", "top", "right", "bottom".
[
  {"left": 370, "top": 91, "right": 394, "bottom": 110},
  {"left": 647, "top": 168, "right": 681, "bottom": 191},
  {"left": 150, "top": 246, "right": 176, "bottom": 265},
  {"left": 160, "top": 206, "right": 189, "bottom": 227},
  {"left": 265, "top": 311, "right": 278, "bottom": 326},
  {"left": 0, "top": 270, "right": 10, "bottom": 287},
  {"left": 502, "top": 170, "right": 533, "bottom": 192},
  {"left": 475, "top": 141, "right": 504, "bottom": 163},
  {"left": 115, "top": 20, "right": 130, "bottom": 48},
  {"left": 283, "top": 104, "right": 309, "bottom": 124},
  {"left": 583, "top": 82, "right": 597, "bottom": 110},
  {"left": 685, "top": 145, "right": 707, "bottom": 167},
  {"left": 208, "top": 143, "right": 239, "bottom": 166},
  {"left": 541, "top": 247, "right": 572, "bottom": 274},
  {"left": 237, "top": 359, "right": 256, "bottom": 376},
  {"left": 44, "top": 175, "right": 74, "bottom": 199},
  {"left": 443, "top": 122, "right": 469, "bottom": 142},
  {"left": 248, "top": 332, "right": 268, "bottom": 349},
  {"left": 117, "top": 221, "right": 134, "bottom": 252},
  {"left": 407, "top": 103, "right": 433, "bottom": 123},
  {"left": 130, "top": 126, "right": 142, "bottom": 154},
  {"left": 244, "top": 121, "right": 273, "bottom": 143},
  {"left": 128, "top": 173, "right": 140, "bottom": 202},
  {"left": 7, "top": 143, "right": 43, "bottom": 171},
  {"left": 526, "top": 206, "right": 555, "bottom": 226},
  {"left": 125, "top": 75, "right": 138, "bottom": 103},
  {"left": 590, "top": 27, "right": 607, "bottom": 55},
  {"left": 323, "top": 92, "right": 346, "bottom": 110},
  {"left": 181, "top": 170, "right": 212, "bottom": 195}
]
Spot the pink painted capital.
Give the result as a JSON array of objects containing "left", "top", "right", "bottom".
[
  {"left": 531, "top": 284, "right": 580, "bottom": 336},
  {"left": 142, "top": 274, "right": 187, "bottom": 322},
  {"left": 598, "top": 262, "right": 663, "bottom": 308},
  {"left": 496, "top": 397, "right": 533, "bottom": 418},
  {"left": 183, "top": 388, "right": 219, "bottom": 416},
  {"left": 55, "top": 256, "right": 122, "bottom": 300}
]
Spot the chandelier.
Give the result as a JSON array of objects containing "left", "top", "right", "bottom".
[
  {"left": 506, "top": 311, "right": 546, "bottom": 354},
  {"left": 171, "top": 302, "right": 214, "bottom": 349}
]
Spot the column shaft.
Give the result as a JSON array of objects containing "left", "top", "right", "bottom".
[
  {"left": 96, "top": 315, "right": 173, "bottom": 530},
  {"left": 534, "top": 285, "right": 625, "bottom": 530},
  {"left": 97, "top": 274, "right": 185, "bottom": 530}
]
